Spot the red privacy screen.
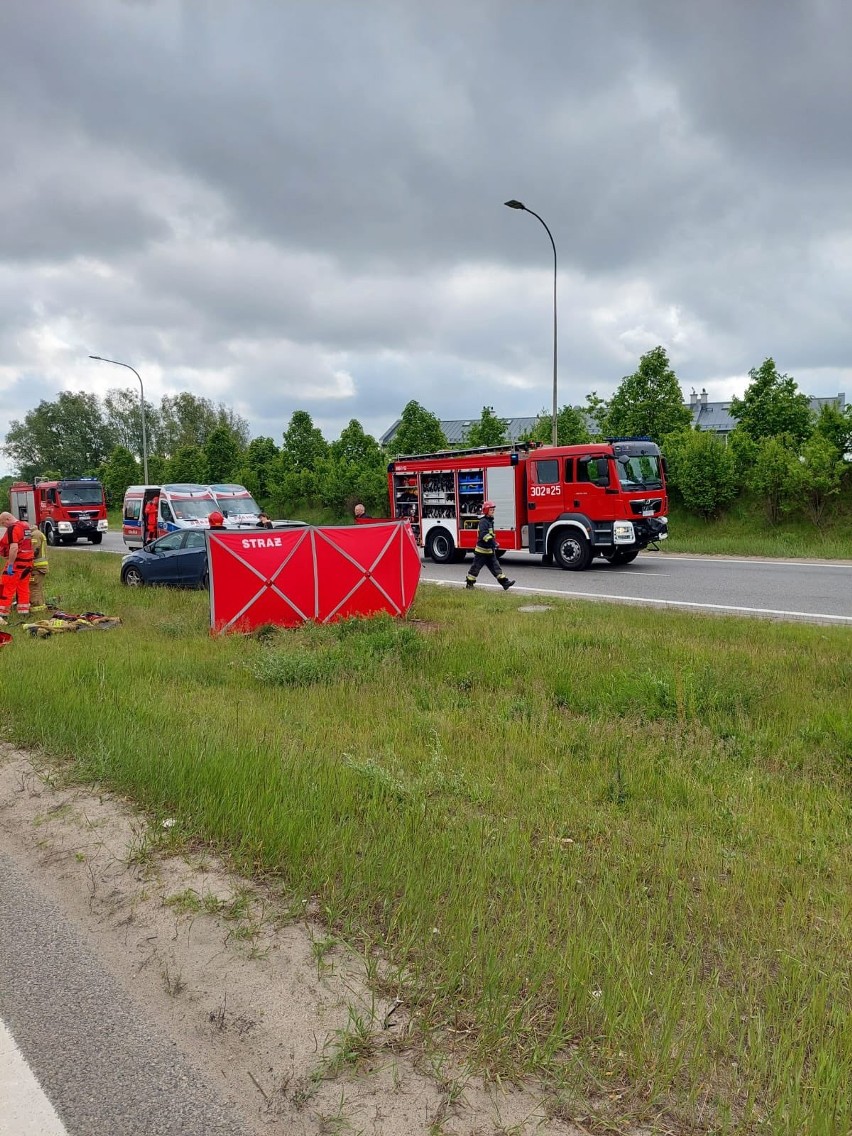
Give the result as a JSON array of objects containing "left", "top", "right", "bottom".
[{"left": 207, "top": 522, "right": 421, "bottom": 633}]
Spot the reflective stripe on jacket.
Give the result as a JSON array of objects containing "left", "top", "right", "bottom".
[
  {"left": 30, "top": 527, "right": 48, "bottom": 569},
  {"left": 474, "top": 515, "right": 498, "bottom": 556}
]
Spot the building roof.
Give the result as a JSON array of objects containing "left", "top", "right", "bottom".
[
  {"left": 381, "top": 393, "right": 847, "bottom": 448},
  {"left": 380, "top": 416, "right": 539, "bottom": 449}
]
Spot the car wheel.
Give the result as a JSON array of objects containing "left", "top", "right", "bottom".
[
  {"left": 89, "top": 533, "right": 103, "bottom": 545},
  {"left": 553, "top": 529, "right": 591, "bottom": 571},
  {"left": 425, "top": 528, "right": 455, "bottom": 564},
  {"left": 123, "top": 566, "right": 145, "bottom": 587},
  {"left": 200, "top": 571, "right": 209, "bottom": 590}
]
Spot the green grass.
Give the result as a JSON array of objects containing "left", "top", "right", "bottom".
[
  {"left": 1, "top": 551, "right": 850, "bottom": 1134},
  {"left": 664, "top": 497, "right": 852, "bottom": 559}
]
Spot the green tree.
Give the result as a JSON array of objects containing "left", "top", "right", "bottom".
[
  {"left": 797, "top": 433, "right": 846, "bottom": 527},
  {"left": 280, "top": 411, "right": 329, "bottom": 472},
  {"left": 100, "top": 445, "right": 140, "bottom": 507},
  {"left": 167, "top": 444, "right": 209, "bottom": 484},
  {"left": 204, "top": 424, "right": 243, "bottom": 483},
  {"left": 318, "top": 419, "right": 388, "bottom": 514},
  {"left": 102, "top": 387, "right": 159, "bottom": 465},
  {"left": 388, "top": 401, "right": 448, "bottom": 456},
  {"left": 529, "top": 404, "right": 591, "bottom": 446},
  {"left": 156, "top": 394, "right": 248, "bottom": 457},
  {"left": 583, "top": 391, "right": 609, "bottom": 439},
  {"left": 604, "top": 347, "right": 692, "bottom": 442},
  {"left": 464, "top": 407, "right": 508, "bottom": 448},
  {"left": 3, "top": 392, "right": 115, "bottom": 480},
  {"left": 236, "top": 436, "right": 280, "bottom": 501},
  {"left": 746, "top": 435, "right": 801, "bottom": 524},
  {"left": 812, "top": 402, "right": 852, "bottom": 457},
  {"left": 668, "top": 429, "right": 738, "bottom": 518},
  {"left": 729, "top": 358, "right": 813, "bottom": 445}
]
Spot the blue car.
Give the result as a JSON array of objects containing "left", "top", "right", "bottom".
[{"left": 121, "top": 529, "right": 209, "bottom": 588}]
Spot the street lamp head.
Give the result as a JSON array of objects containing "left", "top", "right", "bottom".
[
  {"left": 504, "top": 199, "right": 526, "bottom": 210},
  {"left": 89, "top": 355, "right": 104, "bottom": 361}
]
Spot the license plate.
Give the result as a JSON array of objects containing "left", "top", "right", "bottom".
[{"left": 642, "top": 508, "right": 654, "bottom": 516}]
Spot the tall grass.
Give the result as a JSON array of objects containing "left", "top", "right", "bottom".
[
  {"left": 665, "top": 497, "right": 852, "bottom": 559},
  {"left": 1, "top": 551, "right": 850, "bottom": 1134}
]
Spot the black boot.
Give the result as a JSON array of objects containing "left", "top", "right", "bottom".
[
  {"left": 465, "top": 579, "right": 475, "bottom": 589},
  {"left": 501, "top": 578, "right": 515, "bottom": 590}
]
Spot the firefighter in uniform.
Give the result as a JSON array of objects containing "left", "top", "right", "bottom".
[
  {"left": 465, "top": 501, "right": 515, "bottom": 591},
  {"left": 28, "top": 524, "right": 49, "bottom": 610},
  {"left": 0, "top": 511, "right": 34, "bottom": 621}
]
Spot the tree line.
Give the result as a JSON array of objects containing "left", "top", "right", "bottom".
[{"left": 3, "top": 347, "right": 852, "bottom": 525}]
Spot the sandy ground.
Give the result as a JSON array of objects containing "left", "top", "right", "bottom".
[{"left": 0, "top": 745, "right": 651, "bottom": 1136}]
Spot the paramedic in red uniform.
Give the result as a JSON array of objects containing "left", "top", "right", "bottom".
[
  {"left": 144, "top": 495, "right": 160, "bottom": 544},
  {"left": 0, "top": 511, "right": 34, "bottom": 622}
]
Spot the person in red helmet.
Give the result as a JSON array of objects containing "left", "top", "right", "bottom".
[
  {"left": 465, "top": 501, "right": 515, "bottom": 591},
  {"left": 208, "top": 511, "right": 225, "bottom": 529}
]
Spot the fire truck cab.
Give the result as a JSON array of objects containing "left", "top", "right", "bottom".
[
  {"left": 9, "top": 478, "right": 108, "bottom": 545},
  {"left": 387, "top": 439, "right": 668, "bottom": 570}
]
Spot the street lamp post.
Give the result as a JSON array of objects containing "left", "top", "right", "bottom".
[
  {"left": 89, "top": 355, "right": 149, "bottom": 483},
  {"left": 504, "top": 200, "right": 559, "bottom": 446}
]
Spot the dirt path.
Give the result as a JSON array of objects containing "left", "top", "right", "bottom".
[{"left": 0, "top": 745, "right": 615, "bottom": 1136}]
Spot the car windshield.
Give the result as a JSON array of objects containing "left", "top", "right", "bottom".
[
  {"left": 616, "top": 455, "right": 663, "bottom": 490},
  {"left": 171, "top": 497, "right": 216, "bottom": 521},
  {"left": 59, "top": 485, "right": 104, "bottom": 506},
  {"left": 218, "top": 495, "right": 260, "bottom": 516}
]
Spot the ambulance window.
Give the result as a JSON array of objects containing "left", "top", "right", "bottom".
[
  {"left": 124, "top": 499, "right": 141, "bottom": 522},
  {"left": 161, "top": 502, "right": 176, "bottom": 523},
  {"left": 534, "top": 459, "right": 559, "bottom": 484}
]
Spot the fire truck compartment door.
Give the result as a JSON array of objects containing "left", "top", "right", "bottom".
[{"left": 484, "top": 467, "right": 516, "bottom": 530}]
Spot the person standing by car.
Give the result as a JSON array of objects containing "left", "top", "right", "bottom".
[
  {"left": 465, "top": 501, "right": 515, "bottom": 591},
  {"left": 144, "top": 494, "right": 160, "bottom": 544},
  {"left": 0, "top": 510, "right": 34, "bottom": 621},
  {"left": 257, "top": 512, "right": 273, "bottom": 529},
  {"left": 208, "top": 511, "right": 226, "bottom": 529},
  {"left": 27, "top": 524, "right": 49, "bottom": 611}
]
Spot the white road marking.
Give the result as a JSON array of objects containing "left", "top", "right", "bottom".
[
  {"left": 0, "top": 1018, "right": 69, "bottom": 1136},
  {"left": 428, "top": 578, "right": 852, "bottom": 623}
]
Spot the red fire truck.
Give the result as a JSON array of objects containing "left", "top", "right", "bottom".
[
  {"left": 387, "top": 439, "right": 668, "bottom": 570},
  {"left": 9, "top": 478, "right": 109, "bottom": 545}
]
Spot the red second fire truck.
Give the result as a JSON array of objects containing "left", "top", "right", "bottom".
[
  {"left": 387, "top": 439, "right": 668, "bottom": 570},
  {"left": 9, "top": 478, "right": 109, "bottom": 546}
]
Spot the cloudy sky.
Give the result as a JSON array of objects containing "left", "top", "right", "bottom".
[{"left": 2, "top": 0, "right": 851, "bottom": 473}]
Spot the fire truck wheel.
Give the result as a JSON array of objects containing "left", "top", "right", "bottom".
[
  {"left": 89, "top": 533, "right": 103, "bottom": 545},
  {"left": 553, "top": 530, "right": 591, "bottom": 571},
  {"left": 603, "top": 549, "right": 638, "bottom": 566},
  {"left": 45, "top": 524, "right": 59, "bottom": 547},
  {"left": 425, "top": 528, "right": 455, "bottom": 564}
]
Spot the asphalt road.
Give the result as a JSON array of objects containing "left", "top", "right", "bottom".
[
  {"left": 67, "top": 532, "right": 852, "bottom": 626},
  {"left": 0, "top": 850, "right": 251, "bottom": 1136}
]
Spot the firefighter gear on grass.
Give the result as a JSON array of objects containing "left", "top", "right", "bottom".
[
  {"left": 28, "top": 526, "right": 49, "bottom": 610},
  {"left": 0, "top": 519, "right": 34, "bottom": 617},
  {"left": 465, "top": 504, "right": 515, "bottom": 591}
]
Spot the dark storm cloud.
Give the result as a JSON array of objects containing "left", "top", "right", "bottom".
[{"left": 1, "top": 0, "right": 851, "bottom": 473}]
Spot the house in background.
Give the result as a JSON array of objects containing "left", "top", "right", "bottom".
[
  {"left": 381, "top": 393, "right": 847, "bottom": 452},
  {"left": 688, "top": 389, "right": 846, "bottom": 442}
]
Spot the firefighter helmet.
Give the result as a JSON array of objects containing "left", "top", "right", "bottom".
[
  {"left": 483, "top": 500, "right": 496, "bottom": 511},
  {"left": 208, "top": 511, "right": 225, "bottom": 527}
]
